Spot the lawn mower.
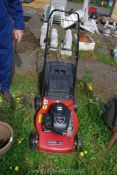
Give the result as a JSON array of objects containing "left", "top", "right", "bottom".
[
  {"left": 88, "top": 6, "right": 98, "bottom": 20},
  {"left": 30, "top": 9, "right": 82, "bottom": 153}
]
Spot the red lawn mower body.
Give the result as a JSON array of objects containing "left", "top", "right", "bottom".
[
  {"left": 36, "top": 98, "right": 78, "bottom": 153},
  {"left": 30, "top": 10, "right": 81, "bottom": 154},
  {"left": 88, "top": 6, "right": 98, "bottom": 19}
]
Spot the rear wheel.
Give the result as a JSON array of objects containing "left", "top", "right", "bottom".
[
  {"left": 35, "top": 97, "right": 42, "bottom": 111},
  {"left": 29, "top": 132, "right": 38, "bottom": 150}
]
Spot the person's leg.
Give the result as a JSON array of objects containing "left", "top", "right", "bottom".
[{"left": 0, "top": 35, "right": 13, "bottom": 102}]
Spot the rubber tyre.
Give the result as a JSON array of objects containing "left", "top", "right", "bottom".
[
  {"left": 35, "top": 97, "right": 42, "bottom": 111},
  {"left": 75, "top": 135, "right": 82, "bottom": 151},
  {"left": 29, "top": 132, "right": 38, "bottom": 150}
]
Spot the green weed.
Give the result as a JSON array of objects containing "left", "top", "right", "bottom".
[
  {"left": 82, "top": 69, "right": 93, "bottom": 83},
  {"left": 97, "top": 53, "right": 116, "bottom": 66}
]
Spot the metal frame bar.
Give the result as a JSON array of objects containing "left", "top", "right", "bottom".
[{"left": 42, "top": 9, "right": 80, "bottom": 98}]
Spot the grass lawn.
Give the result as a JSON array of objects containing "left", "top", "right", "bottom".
[{"left": 0, "top": 74, "right": 117, "bottom": 175}]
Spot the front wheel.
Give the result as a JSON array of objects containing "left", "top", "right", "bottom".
[
  {"left": 75, "top": 135, "right": 82, "bottom": 151},
  {"left": 29, "top": 132, "right": 38, "bottom": 150}
]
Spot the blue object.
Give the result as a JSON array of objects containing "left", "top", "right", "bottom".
[
  {"left": 0, "top": 0, "right": 25, "bottom": 93},
  {"left": 108, "top": 0, "right": 113, "bottom": 7}
]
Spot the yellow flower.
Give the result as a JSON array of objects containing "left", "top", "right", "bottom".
[
  {"left": 17, "top": 138, "right": 23, "bottom": 144},
  {"left": 16, "top": 97, "right": 21, "bottom": 101},
  {"left": 84, "top": 151, "right": 88, "bottom": 155},
  {"left": 80, "top": 151, "right": 84, "bottom": 157},
  {"left": 18, "top": 140, "right": 22, "bottom": 144},
  {"left": 15, "top": 166, "right": 19, "bottom": 171},
  {"left": 87, "top": 83, "right": 93, "bottom": 91}
]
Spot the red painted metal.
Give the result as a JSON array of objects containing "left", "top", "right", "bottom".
[
  {"left": 88, "top": 6, "right": 97, "bottom": 14},
  {"left": 35, "top": 97, "right": 79, "bottom": 153}
]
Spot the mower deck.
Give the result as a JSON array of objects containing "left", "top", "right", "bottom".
[{"left": 36, "top": 98, "right": 78, "bottom": 153}]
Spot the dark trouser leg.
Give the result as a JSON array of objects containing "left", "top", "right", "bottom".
[{"left": 0, "top": 35, "right": 13, "bottom": 93}]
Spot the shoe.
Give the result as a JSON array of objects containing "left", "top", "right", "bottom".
[{"left": 2, "top": 92, "right": 14, "bottom": 104}]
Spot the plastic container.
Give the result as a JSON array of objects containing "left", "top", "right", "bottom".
[
  {"left": 75, "top": 34, "right": 95, "bottom": 51},
  {"left": 0, "top": 121, "right": 13, "bottom": 154}
]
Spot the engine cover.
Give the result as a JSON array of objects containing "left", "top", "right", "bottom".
[{"left": 50, "top": 103, "right": 70, "bottom": 134}]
